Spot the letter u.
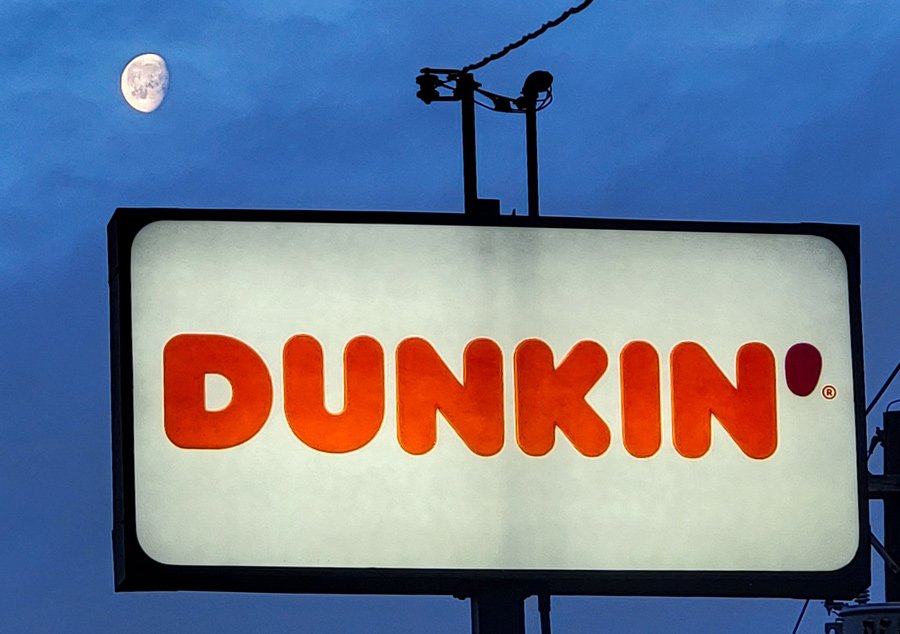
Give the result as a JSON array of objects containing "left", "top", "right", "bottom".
[{"left": 283, "top": 335, "right": 385, "bottom": 453}]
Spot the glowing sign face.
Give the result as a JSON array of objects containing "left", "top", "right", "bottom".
[{"left": 115, "top": 211, "right": 867, "bottom": 596}]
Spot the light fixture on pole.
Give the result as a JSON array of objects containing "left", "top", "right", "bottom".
[{"left": 415, "top": 69, "right": 553, "bottom": 219}]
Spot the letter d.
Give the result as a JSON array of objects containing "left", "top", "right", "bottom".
[{"left": 163, "top": 334, "right": 273, "bottom": 449}]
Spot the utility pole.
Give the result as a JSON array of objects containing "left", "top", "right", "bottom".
[
  {"left": 884, "top": 410, "right": 900, "bottom": 600},
  {"left": 827, "top": 363, "right": 900, "bottom": 632},
  {"left": 867, "top": 362, "right": 900, "bottom": 600}
]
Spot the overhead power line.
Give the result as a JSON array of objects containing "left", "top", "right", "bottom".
[{"left": 460, "top": 0, "right": 596, "bottom": 74}]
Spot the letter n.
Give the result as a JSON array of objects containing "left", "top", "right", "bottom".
[
  {"left": 163, "top": 334, "right": 273, "bottom": 449},
  {"left": 396, "top": 338, "right": 503, "bottom": 456},
  {"left": 515, "top": 339, "right": 611, "bottom": 457},
  {"left": 671, "top": 342, "right": 777, "bottom": 459},
  {"left": 283, "top": 335, "right": 385, "bottom": 453}
]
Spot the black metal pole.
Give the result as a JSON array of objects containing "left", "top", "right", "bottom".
[
  {"left": 470, "top": 588, "right": 526, "bottom": 634},
  {"left": 538, "top": 593, "right": 552, "bottom": 633},
  {"left": 456, "top": 73, "right": 479, "bottom": 216},
  {"left": 525, "top": 102, "right": 539, "bottom": 218},
  {"left": 885, "top": 410, "right": 900, "bottom": 600}
]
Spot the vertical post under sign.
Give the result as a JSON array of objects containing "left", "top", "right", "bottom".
[
  {"left": 525, "top": 102, "right": 539, "bottom": 218},
  {"left": 456, "top": 72, "right": 479, "bottom": 217},
  {"left": 471, "top": 589, "right": 526, "bottom": 634}
]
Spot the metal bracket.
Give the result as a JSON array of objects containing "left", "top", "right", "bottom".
[{"left": 868, "top": 473, "right": 900, "bottom": 499}]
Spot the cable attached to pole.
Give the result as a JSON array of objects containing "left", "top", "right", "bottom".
[
  {"left": 867, "top": 361, "right": 900, "bottom": 416},
  {"left": 862, "top": 361, "right": 900, "bottom": 462},
  {"left": 790, "top": 599, "right": 809, "bottom": 634}
]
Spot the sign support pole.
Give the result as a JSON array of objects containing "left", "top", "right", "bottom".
[
  {"left": 452, "top": 72, "right": 501, "bottom": 219},
  {"left": 525, "top": 101, "right": 540, "bottom": 218},
  {"left": 456, "top": 72, "right": 479, "bottom": 217},
  {"left": 470, "top": 588, "right": 527, "bottom": 634}
]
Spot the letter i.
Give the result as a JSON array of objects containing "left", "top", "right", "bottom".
[{"left": 621, "top": 341, "right": 661, "bottom": 458}]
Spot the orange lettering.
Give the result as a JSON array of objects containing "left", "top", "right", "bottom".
[
  {"left": 283, "top": 335, "right": 384, "bottom": 453},
  {"left": 671, "top": 342, "right": 777, "bottom": 459},
  {"left": 621, "top": 341, "right": 661, "bottom": 458},
  {"left": 515, "top": 339, "right": 611, "bottom": 457},
  {"left": 163, "top": 334, "right": 273, "bottom": 449},
  {"left": 396, "top": 338, "right": 504, "bottom": 456},
  {"left": 162, "top": 333, "right": 782, "bottom": 460}
]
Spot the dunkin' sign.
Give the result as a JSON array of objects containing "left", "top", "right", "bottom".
[
  {"left": 165, "top": 334, "right": 824, "bottom": 460},
  {"left": 111, "top": 211, "right": 868, "bottom": 597}
]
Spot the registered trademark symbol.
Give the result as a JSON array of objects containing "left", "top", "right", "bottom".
[{"left": 822, "top": 385, "right": 837, "bottom": 400}]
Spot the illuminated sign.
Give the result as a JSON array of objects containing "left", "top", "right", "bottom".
[{"left": 109, "top": 209, "right": 869, "bottom": 598}]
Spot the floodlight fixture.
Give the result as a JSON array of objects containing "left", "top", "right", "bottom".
[
  {"left": 415, "top": 68, "right": 555, "bottom": 218},
  {"left": 521, "top": 70, "right": 553, "bottom": 98}
]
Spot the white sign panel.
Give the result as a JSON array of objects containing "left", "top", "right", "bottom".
[{"left": 112, "top": 210, "right": 867, "bottom": 596}]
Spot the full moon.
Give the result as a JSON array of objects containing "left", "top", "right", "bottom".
[{"left": 120, "top": 53, "right": 168, "bottom": 113}]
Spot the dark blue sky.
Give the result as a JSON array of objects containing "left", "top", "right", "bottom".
[{"left": 2, "top": 1, "right": 899, "bottom": 631}]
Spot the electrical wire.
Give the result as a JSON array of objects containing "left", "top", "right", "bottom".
[
  {"left": 460, "top": 0, "right": 596, "bottom": 74},
  {"left": 790, "top": 599, "right": 810, "bottom": 634},
  {"left": 866, "top": 361, "right": 900, "bottom": 416},
  {"left": 473, "top": 90, "right": 553, "bottom": 113},
  {"left": 427, "top": 65, "right": 555, "bottom": 113},
  {"left": 474, "top": 98, "right": 501, "bottom": 111},
  {"left": 539, "top": 91, "right": 553, "bottom": 110}
]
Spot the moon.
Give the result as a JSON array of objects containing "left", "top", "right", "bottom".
[{"left": 120, "top": 53, "right": 169, "bottom": 113}]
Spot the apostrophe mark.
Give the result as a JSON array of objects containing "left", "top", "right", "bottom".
[{"left": 785, "top": 343, "right": 822, "bottom": 397}]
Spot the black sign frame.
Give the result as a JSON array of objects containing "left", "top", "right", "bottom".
[{"left": 109, "top": 208, "right": 870, "bottom": 598}]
